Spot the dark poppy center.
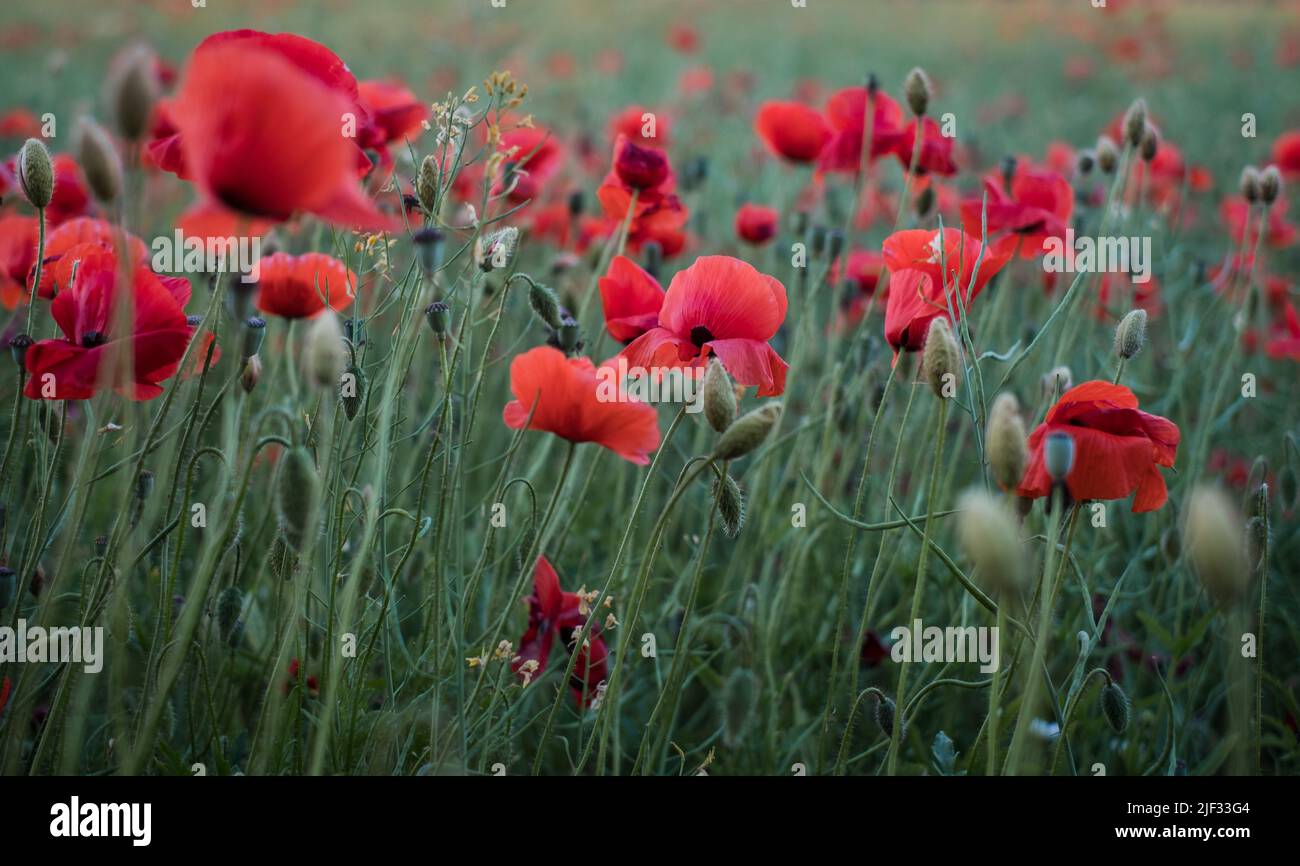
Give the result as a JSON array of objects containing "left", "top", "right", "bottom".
[
  {"left": 690, "top": 325, "right": 714, "bottom": 348},
  {"left": 81, "top": 331, "right": 107, "bottom": 348}
]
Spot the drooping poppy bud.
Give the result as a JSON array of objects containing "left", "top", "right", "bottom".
[
  {"left": 713, "top": 402, "right": 782, "bottom": 460},
  {"left": 17, "top": 138, "right": 54, "bottom": 209},
  {"left": 340, "top": 364, "right": 366, "bottom": 421},
  {"left": 241, "top": 355, "right": 262, "bottom": 393},
  {"left": 702, "top": 358, "right": 737, "bottom": 434},
  {"left": 1139, "top": 126, "right": 1159, "bottom": 162},
  {"left": 1100, "top": 681, "right": 1130, "bottom": 734},
  {"left": 873, "top": 693, "right": 899, "bottom": 738},
  {"left": 528, "top": 281, "right": 562, "bottom": 330},
  {"left": 276, "top": 447, "right": 321, "bottom": 553},
  {"left": 713, "top": 472, "right": 746, "bottom": 539}
]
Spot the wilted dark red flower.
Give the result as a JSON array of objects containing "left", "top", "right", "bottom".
[
  {"left": 881, "top": 228, "right": 1011, "bottom": 351},
  {"left": 613, "top": 134, "right": 670, "bottom": 191},
  {"left": 620, "top": 255, "right": 789, "bottom": 396},
  {"left": 754, "top": 101, "right": 832, "bottom": 164},
  {"left": 24, "top": 246, "right": 193, "bottom": 401},
  {"left": 165, "top": 33, "right": 395, "bottom": 230},
  {"left": 503, "top": 345, "right": 662, "bottom": 465},
  {"left": 255, "top": 252, "right": 358, "bottom": 319},
  {"left": 1017, "top": 381, "right": 1180, "bottom": 513},
  {"left": 598, "top": 254, "right": 665, "bottom": 343},
  {"left": 734, "top": 203, "right": 779, "bottom": 245},
  {"left": 512, "top": 555, "right": 609, "bottom": 708}
]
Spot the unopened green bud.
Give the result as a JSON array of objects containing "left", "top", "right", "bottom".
[
  {"left": 276, "top": 447, "right": 321, "bottom": 553},
  {"left": 904, "top": 67, "right": 931, "bottom": 116},
  {"left": 922, "top": 317, "right": 961, "bottom": 399},
  {"left": 340, "top": 364, "right": 366, "bottom": 421},
  {"left": 1114, "top": 308, "right": 1147, "bottom": 360},
  {"left": 17, "top": 137, "right": 54, "bottom": 209},
  {"left": 702, "top": 358, "right": 736, "bottom": 434},
  {"left": 713, "top": 402, "right": 782, "bottom": 461},
  {"left": 713, "top": 472, "right": 746, "bottom": 539},
  {"left": 1100, "top": 682, "right": 1130, "bottom": 734},
  {"left": 425, "top": 301, "right": 450, "bottom": 336},
  {"left": 528, "top": 281, "right": 562, "bottom": 329}
]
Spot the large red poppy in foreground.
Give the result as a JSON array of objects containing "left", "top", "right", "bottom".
[
  {"left": 1017, "top": 381, "right": 1180, "bottom": 513},
  {"left": 503, "top": 345, "right": 662, "bottom": 465},
  {"left": 620, "top": 255, "right": 789, "bottom": 396},
  {"left": 512, "top": 555, "right": 609, "bottom": 708},
  {"left": 24, "top": 248, "right": 193, "bottom": 401}
]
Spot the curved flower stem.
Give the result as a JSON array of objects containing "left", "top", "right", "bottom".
[
  {"left": 1049, "top": 667, "right": 1111, "bottom": 775},
  {"left": 886, "top": 396, "right": 947, "bottom": 775},
  {"left": 23, "top": 207, "right": 45, "bottom": 336}
]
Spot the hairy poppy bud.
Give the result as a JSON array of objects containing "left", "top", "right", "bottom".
[
  {"left": 721, "top": 667, "right": 759, "bottom": 747},
  {"left": 340, "top": 364, "right": 366, "bottom": 421},
  {"left": 1139, "top": 126, "right": 1159, "bottom": 162},
  {"left": 242, "top": 316, "right": 266, "bottom": 360},
  {"left": 1114, "top": 308, "right": 1147, "bottom": 360},
  {"left": 416, "top": 154, "right": 439, "bottom": 214},
  {"left": 107, "top": 43, "right": 158, "bottom": 141},
  {"left": 17, "top": 138, "right": 54, "bottom": 209},
  {"left": 1095, "top": 136, "right": 1119, "bottom": 174},
  {"left": 873, "top": 693, "right": 900, "bottom": 738},
  {"left": 702, "top": 358, "right": 736, "bottom": 433},
  {"left": 1044, "top": 430, "right": 1076, "bottom": 482},
  {"left": 713, "top": 472, "right": 746, "bottom": 539},
  {"left": 1239, "top": 166, "right": 1261, "bottom": 204},
  {"left": 304, "top": 311, "right": 346, "bottom": 390},
  {"left": 957, "top": 490, "right": 1025, "bottom": 594},
  {"left": 614, "top": 136, "right": 670, "bottom": 190},
  {"left": 1100, "top": 681, "right": 1130, "bottom": 734},
  {"left": 216, "top": 586, "right": 243, "bottom": 642},
  {"left": 476, "top": 226, "right": 518, "bottom": 272},
  {"left": 986, "top": 392, "right": 1028, "bottom": 491},
  {"left": 1041, "top": 365, "right": 1072, "bottom": 400},
  {"left": 1184, "top": 486, "right": 1250, "bottom": 606},
  {"left": 425, "top": 301, "right": 450, "bottom": 336},
  {"left": 1259, "top": 165, "right": 1282, "bottom": 206},
  {"left": 136, "top": 469, "right": 155, "bottom": 503},
  {"left": 528, "top": 281, "right": 562, "bottom": 329},
  {"left": 9, "top": 334, "right": 33, "bottom": 370},
  {"left": 76, "top": 118, "right": 123, "bottom": 204},
  {"left": 241, "top": 355, "right": 262, "bottom": 393},
  {"left": 0, "top": 567, "right": 14, "bottom": 611},
  {"left": 413, "top": 226, "right": 445, "bottom": 276},
  {"left": 922, "top": 317, "right": 961, "bottom": 398},
  {"left": 904, "top": 67, "right": 931, "bottom": 116},
  {"left": 713, "top": 402, "right": 782, "bottom": 461},
  {"left": 1122, "top": 98, "right": 1147, "bottom": 148},
  {"left": 276, "top": 447, "right": 321, "bottom": 553}
]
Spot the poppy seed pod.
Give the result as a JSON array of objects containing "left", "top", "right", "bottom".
[
  {"left": 922, "top": 317, "right": 961, "bottom": 398},
  {"left": 1122, "top": 98, "right": 1147, "bottom": 148},
  {"left": 956, "top": 490, "right": 1025, "bottom": 594},
  {"left": 304, "top": 311, "right": 346, "bottom": 389},
  {"left": 425, "top": 301, "right": 450, "bottom": 336},
  {"left": 107, "top": 44, "right": 158, "bottom": 141},
  {"left": 136, "top": 469, "right": 155, "bottom": 503},
  {"left": 713, "top": 472, "right": 746, "bottom": 539},
  {"left": 986, "top": 393, "right": 1028, "bottom": 491},
  {"left": 9, "top": 334, "right": 33, "bottom": 370},
  {"left": 713, "top": 402, "right": 782, "bottom": 461},
  {"left": 1114, "top": 308, "right": 1147, "bottom": 360},
  {"left": 17, "top": 137, "right": 54, "bottom": 209},
  {"left": 1095, "top": 135, "right": 1119, "bottom": 174},
  {"left": 1184, "top": 486, "right": 1250, "bottom": 606},
  {"left": 276, "top": 447, "right": 321, "bottom": 553},
  {"left": 1100, "top": 681, "right": 1130, "bottom": 734},
  {"left": 1041, "top": 365, "right": 1073, "bottom": 400},
  {"left": 242, "top": 317, "right": 267, "bottom": 360},
  {"left": 1239, "top": 166, "right": 1261, "bottom": 204},
  {"left": 904, "top": 67, "right": 931, "bottom": 116},
  {"left": 1139, "top": 126, "right": 1159, "bottom": 162},
  {"left": 1043, "top": 430, "right": 1076, "bottom": 482},
  {"left": 702, "top": 358, "right": 737, "bottom": 434},
  {"left": 528, "top": 281, "right": 563, "bottom": 330},
  {"left": 1259, "top": 165, "right": 1282, "bottom": 206},
  {"left": 721, "top": 667, "right": 759, "bottom": 747},
  {"left": 413, "top": 227, "right": 445, "bottom": 276},
  {"left": 240, "top": 355, "right": 262, "bottom": 393},
  {"left": 76, "top": 118, "right": 123, "bottom": 204},
  {"left": 416, "top": 154, "right": 439, "bottom": 214}
]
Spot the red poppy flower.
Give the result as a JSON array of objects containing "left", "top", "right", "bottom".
[
  {"left": 831, "top": 249, "right": 886, "bottom": 296},
  {"left": 608, "top": 104, "right": 670, "bottom": 148},
  {"left": 496, "top": 124, "right": 565, "bottom": 204},
  {"left": 0, "top": 214, "right": 37, "bottom": 309},
  {"left": 620, "top": 255, "right": 789, "bottom": 396},
  {"left": 285, "top": 658, "right": 320, "bottom": 697},
  {"left": 32, "top": 217, "right": 149, "bottom": 299},
  {"left": 881, "top": 228, "right": 1011, "bottom": 351},
  {"left": 502, "top": 345, "right": 662, "bottom": 465},
  {"left": 0, "top": 108, "right": 42, "bottom": 138},
  {"left": 612, "top": 134, "right": 671, "bottom": 191},
  {"left": 596, "top": 140, "right": 689, "bottom": 257},
  {"left": 1016, "top": 381, "right": 1180, "bottom": 513},
  {"left": 23, "top": 247, "right": 192, "bottom": 401},
  {"left": 886, "top": 117, "right": 957, "bottom": 176},
  {"left": 816, "top": 87, "right": 905, "bottom": 175},
  {"left": 255, "top": 252, "right": 358, "bottom": 320},
  {"left": 734, "top": 203, "right": 779, "bottom": 245},
  {"left": 357, "top": 78, "right": 428, "bottom": 146},
  {"left": 167, "top": 36, "right": 395, "bottom": 231},
  {"left": 1274, "top": 130, "right": 1300, "bottom": 179},
  {"left": 599, "top": 254, "right": 665, "bottom": 343},
  {"left": 754, "top": 101, "right": 832, "bottom": 164},
  {"left": 512, "top": 555, "right": 608, "bottom": 708},
  {"left": 1220, "top": 196, "right": 1297, "bottom": 249},
  {"left": 1265, "top": 301, "right": 1300, "bottom": 361},
  {"left": 960, "top": 161, "right": 1074, "bottom": 259}
]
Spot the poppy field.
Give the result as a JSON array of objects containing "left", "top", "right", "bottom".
[{"left": 0, "top": 0, "right": 1297, "bottom": 781}]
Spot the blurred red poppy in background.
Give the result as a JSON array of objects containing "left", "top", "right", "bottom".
[
  {"left": 357, "top": 78, "right": 428, "bottom": 146},
  {"left": 0, "top": 214, "right": 37, "bottom": 309},
  {"left": 817, "top": 87, "right": 905, "bottom": 175},
  {"left": 255, "top": 252, "right": 358, "bottom": 319},
  {"left": 512, "top": 555, "right": 609, "bottom": 708},
  {"left": 734, "top": 203, "right": 779, "bottom": 245},
  {"left": 1273, "top": 130, "right": 1300, "bottom": 179},
  {"left": 960, "top": 160, "right": 1074, "bottom": 258},
  {"left": 1017, "top": 381, "right": 1180, "bottom": 513},
  {"left": 503, "top": 345, "right": 662, "bottom": 465},
  {"left": 754, "top": 101, "right": 832, "bottom": 164}
]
